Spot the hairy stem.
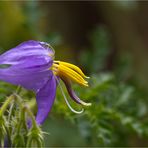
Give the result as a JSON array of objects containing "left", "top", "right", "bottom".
[{"left": 0, "top": 95, "right": 14, "bottom": 117}]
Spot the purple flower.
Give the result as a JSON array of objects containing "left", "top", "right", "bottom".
[{"left": 0, "top": 40, "right": 91, "bottom": 125}]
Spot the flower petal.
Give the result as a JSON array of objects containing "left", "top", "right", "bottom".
[
  {"left": 6, "top": 55, "right": 53, "bottom": 73},
  {"left": 35, "top": 75, "right": 57, "bottom": 125},
  {"left": 0, "top": 67, "right": 52, "bottom": 92},
  {"left": 0, "top": 40, "right": 54, "bottom": 91},
  {"left": 0, "top": 40, "right": 54, "bottom": 65},
  {"left": 61, "top": 76, "right": 91, "bottom": 106}
]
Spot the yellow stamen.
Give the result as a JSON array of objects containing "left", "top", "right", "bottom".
[
  {"left": 52, "top": 61, "right": 89, "bottom": 87},
  {"left": 59, "top": 64, "right": 87, "bottom": 84},
  {"left": 54, "top": 61, "right": 89, "bottom": 79}
]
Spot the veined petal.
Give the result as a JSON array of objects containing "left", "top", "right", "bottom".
[
  {"left": 8, "top": 55, "right": 53, "bottom": 73},
  {"left": 0, "top": 40, "right": 54, "bottom": 91},
  {"left": 36, "top": 75, "right": 57, "bottom": 125},
  {"left": 0, "top": 67, "right": 52, "bottom": 92},
  {"left": 0, "top": 40, "right": 54, "bottom": 66}
]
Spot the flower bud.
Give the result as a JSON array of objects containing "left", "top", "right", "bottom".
[
  {"left": 12, "top": 133, "right": 25, "bottom": 147},
  {"left": 27, "top": 126, "right": 44, "bottom": 147}
]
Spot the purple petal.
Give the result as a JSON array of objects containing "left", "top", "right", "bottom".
[
  {"left": 0, "top": 40, "right": 54, "bottom": 65},
  {"left": 0, "top": 40, "right": 54, "bottom": 91},
  {"left": 6, "top": 55, "right": 53, "bottom": 73},
  {"left": 0, "top": 67, "right": 52, "bottom": 92},
  {"left": 35, "top": 75, "right": 57, "bottom": 125},
  {"left": 61, "top": 77, "right": 91, "bottom": 106}
]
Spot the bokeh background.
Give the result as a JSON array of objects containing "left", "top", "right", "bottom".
[{"left": 0, "top": 1, "right": 148, "bottom": 147}]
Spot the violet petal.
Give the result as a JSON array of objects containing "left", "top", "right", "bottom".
[
  {"left": 0, "top": 40, "right": 54, "bottom": 91},
  {"left": 36, "top": 75, "right": 57, "bottom": 125},
  {"left": 0, "top": 40, "right": 53, "bottom": 65},
  {"left": 0, "top": 67, "right": 52, "bottom": 92},
  {"left": 61, "top": 77, "right": 91, "bottom": 106}
]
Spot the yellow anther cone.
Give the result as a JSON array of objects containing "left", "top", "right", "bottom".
[{"left": 52, "top": 61, "right": 89, "bottom": 87}]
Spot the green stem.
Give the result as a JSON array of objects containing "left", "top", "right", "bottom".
[
  {"left": 0, "top": 95, "right": 14, "bottom": 117},
  {"left": 17, "top": 112, "right": 23, "bottom": 134},
  {"left": 24, "top": 106, "right": 37, "bottom": 128},
  {"left": 21, "top": 107, "right": 28, "bottom": 132},
  {"left": 5, "top": 125, "right": 11, "bottom": 147},
  {"left": 0, "top": 85, "right": 22, "bottom": 117},
  {"left": 26, "top": 137, "right": 32, "bottom": 147},
  {"left": 1, "top": 139, "right": 4, "bottom": 148},
  {"left": 15, "top": 85, "right": 22, "bottom": 94},
  {"left": 11, "top": 93, "right": 37, "bottom": 128},
  {"left": 17, "top": 106, "right": 28, "bottom": 133},
  {"left": 13, "top": 93, "right": 23, "bottom": 108},
  {"left": 8, "top": 103, "right": 14, "bottom": 122}
]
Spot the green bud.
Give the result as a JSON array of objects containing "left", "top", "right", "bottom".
[
  {"left": 27, "top": 126, "right": 44, "bottom": 147},
  {"left": 12, "top": 133, "right": 25, "bottom": 147}
]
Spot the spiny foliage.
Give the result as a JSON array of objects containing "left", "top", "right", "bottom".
[
  {"left": 53, "top": 73, "right": 148, "bottom": 146},
  {"left": 0, "top": 93, "right": 44, "bottom": 148}
]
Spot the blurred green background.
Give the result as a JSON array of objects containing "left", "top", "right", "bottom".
[{"left": 0, "top": 1, "right": 148, "bottom": 147}]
